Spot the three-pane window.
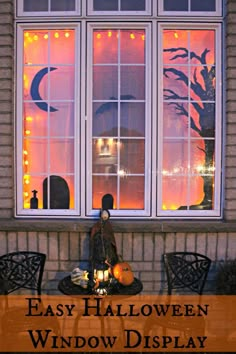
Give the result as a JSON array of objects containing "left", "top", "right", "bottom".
[{"left": 15, "top": 0, "right": 223, "bottom": 218}]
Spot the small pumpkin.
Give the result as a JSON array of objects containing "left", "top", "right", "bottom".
[{"left": 112, "top": 262, "right": 134, "bottom": 286}]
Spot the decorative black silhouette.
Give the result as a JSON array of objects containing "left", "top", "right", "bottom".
[
  {"left": 163, "top": 47, "right": 215, "bottom": 209},
  {"left": 30, "top": 67, "right": 58, "bottom": 112},
  {"left": 30, "top": 189, "right": 38, "bottom": 209},
  {"left": 95, "top": 95, "right": 136, "bottom": 115},
  {"left": 43, "top": 175, "right": 70, "bottom": 209},
  {"left": 102, "top": 193, "right": 114, "bottom": 210}
]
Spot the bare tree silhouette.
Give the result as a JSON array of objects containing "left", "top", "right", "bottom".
[{"left": 163, "top": 47, "right": 215, "bottom": 210}]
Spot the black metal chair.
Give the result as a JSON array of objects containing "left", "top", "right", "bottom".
[
  {"left": 0, "top": 251, "right": 60, "bottom": 349},
  {"left": 0, "top": 251, "right": 46, "bottom": 296},
  {"left": 144, "top": 252, "right": 211, "bottom": 338},
  {"left": 163, "top": 252, "right": 212, "bottom": 295}
]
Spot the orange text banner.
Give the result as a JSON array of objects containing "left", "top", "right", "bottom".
[{"left": 0, "top": 295, "right": 235, "bottom": 352}]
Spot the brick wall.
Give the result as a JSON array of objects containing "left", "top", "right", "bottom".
[{"left": 0, "top": 230, "right": 235, "bottom": 294}]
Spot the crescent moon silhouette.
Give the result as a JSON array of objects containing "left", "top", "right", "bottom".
[{"left": 30, "top": 67, "right": 58, "bottom": 112}]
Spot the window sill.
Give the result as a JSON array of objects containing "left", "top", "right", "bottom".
[{"left": 1, "top": 218, "right": 236, "bottom": 233}]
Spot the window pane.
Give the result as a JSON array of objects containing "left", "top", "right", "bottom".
[
  {"left": 161, "top": 29, "right": 216, "bottom": 211},
  {"left": 93, "top": 30, "right": 118, "bottom": 64},
  {"left": 120, "top": 103, "right": 145, "bottom": 137},
  {"left": 120, "top": 30, "right": 145, "bottom": 64},
  {"left": 93, "top": 0, "right": 118, "bottom": 11},
  {"left": 50, "top": 139, "right": 74, "bottom": 173},
  {"left": 93, "top": 103, "right": 118, "bottom": 136},
  {"left": 51, "top": 0, "right": 75, "bottom": 11},
  {"left": 120, "top": 66, "right": 145, "bottom": 100},
  {"left": 191, "top": 0, "right": 216, "bottom": 11},
  {"left": 164, "top": 0, "right": 188, "bottom": 11},
  {"left": 92, "top": 138, "right": 118, "bottom": 174},
  {"left": 93, "top": 66, "right": 118, "bottom": 100},
  {"left": 50, "top": 103, "right": 74, "bottom": 137},
  {"left": 120, "top": 139, "right": 145, "bottom": 174},
  {"left": 24, "top": 31, "right": 49, "bottom": 64},
  {"left": 24, "top": 0, "right": 48, "bottom": 11},
  {"left": 24, "top": 103, "right": 48, "bottom": 137},
  {"left": 22, "top": 29, "right": 76, "bottom": 210},
  {"left": 92, "top": 176, "right": 117, "bottom": 209},
  {"left": 92, "top": 28, "right": 146, "bottom": 210},
  {"left": 121, "top": 0, "right": 145, "bottom": 11},
  {"left": 50, "top": 30, "right": 75, "bottom": 64},
  {"left": 120, "top": 177, "right": 144, "bottom": 209}
]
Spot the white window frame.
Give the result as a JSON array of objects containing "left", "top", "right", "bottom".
[
  {"left": 157, "top": 23, "right": 222, "bottom": 219},
  {"left": 87, "top": 0, "right": 151, "bottom": 16},
  {"left": 86, "top": 22, "right": 152, "bottom": 218},
  {"left": 158, "top": 0, "right": 222, "bottom": 17},
  {"left": 15, "top": 23, "right": 81, "bottom": 217},
  {"left": 16, "top": 0, "right": 81, "bottom": 17},
  {"left": 15, "top": 1, "right": 224, "bottom": 219}
]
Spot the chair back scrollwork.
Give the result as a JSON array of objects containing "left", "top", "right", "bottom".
[
  {"left": 163, "top": 252, "right": 211, "bottom": 295},
  {"left": 0, "top": 251, "right": 46, "bottom": 295}
]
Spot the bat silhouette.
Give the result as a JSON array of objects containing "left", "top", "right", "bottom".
[{"left": 95, "top": 95, "right": 136, "bottom": 115}]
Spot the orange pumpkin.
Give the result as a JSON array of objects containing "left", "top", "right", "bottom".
[{"left": 112, "top": 262, "right": 134, "bottom": 286}]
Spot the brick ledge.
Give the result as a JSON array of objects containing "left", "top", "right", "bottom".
[{"left": 1, "top": 218, "right": 236, "bottom": 233}]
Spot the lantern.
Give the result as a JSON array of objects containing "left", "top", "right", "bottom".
[{"left": 93, "top": 258, "right": 110, "bottom": 295}]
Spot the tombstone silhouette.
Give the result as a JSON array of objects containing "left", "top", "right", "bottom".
[
  {"left": 102, "top": 194, "right": 114, "bottom": 210},
  {"left": 43, "top": 175, "right": 70, "bottom": 209}
]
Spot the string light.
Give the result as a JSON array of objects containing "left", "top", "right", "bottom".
[
  {"left": 174, "top": 32, "right": 179, "bottom": 39},
  {"left": 33, "top": 35, "right": 38, "bottom": 41},
  {"left": 130, "top": 33, "right": 135, "bottom": 40},
  {"left": 96, "top": 33, "right": 101, "bottom": 39},
  {"left": 65, "top": 32, "right": 70, "bottom": 38},
  {"left": 25, "top": 130, "right": 31, "bottom": 135},
  {"left": 54, "top": 32, "right": 59, "bottom": 38},
  {"left": 107, "top": 31, "right": 112, "bottom": 37},
  {"left": 44, "top": 34, "right": 48, "bottom": 39}
]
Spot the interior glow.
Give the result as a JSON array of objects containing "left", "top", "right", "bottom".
[{"left": 22, "top": 29, "right": 76, "bottom": 210}]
